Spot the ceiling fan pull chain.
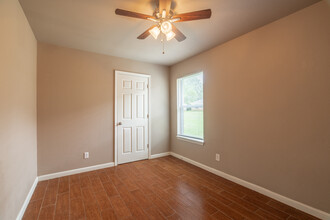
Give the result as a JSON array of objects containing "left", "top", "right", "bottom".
[
  {"left": 161, "top": 35, "right": 165, "bottom": 54},
  {"left": 163, "top": 40, "right": 165, "bottom": 54}
]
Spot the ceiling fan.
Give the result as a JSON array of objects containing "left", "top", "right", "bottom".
[{"left": 115, "top": 0, "right": 212, "bottom": 42}]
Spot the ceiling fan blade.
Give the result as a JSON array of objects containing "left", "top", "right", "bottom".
[
  {"left": 172, "top": 9, "right": 211, "bottom": 22},
  {"left": 115, "top": 9, "right": 153, "bottom": 20},
  {"left": 159, "top": 0, "right": 172, "bottom": 17},
  {"left": 172, "top": 25, "right": 186, "bottom": 42},
  {"left": 137, "top": 25, "right": 157, "bottom": 39}
]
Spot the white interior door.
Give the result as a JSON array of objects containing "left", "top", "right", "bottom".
[{"left": 116, "top": 71, "right": 149, "bottom": 164}]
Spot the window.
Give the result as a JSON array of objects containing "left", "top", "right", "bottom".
[{"left": 177, "top": 72, "right": 204, "bottom": 144}]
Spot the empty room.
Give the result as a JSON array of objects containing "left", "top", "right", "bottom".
[{"left": 1, "top": 0, "right": 329, "bottom": 219}]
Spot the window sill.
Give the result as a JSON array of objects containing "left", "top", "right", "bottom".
[{"left": 176, "top": 135, "right": 204, "bottom": 146}]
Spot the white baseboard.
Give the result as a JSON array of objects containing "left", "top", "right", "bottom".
[
  {"left": 38, "top": 162, "right": 115, "bottom": 181},
  {"left": 16, "top": 177, "right": 38, "bottom": 220},
  {"left": 170, "top": 152, "right": 330, "bottom": 220},
  {"left": 150, "top": 152, "right": 170, "bottom": 159}
]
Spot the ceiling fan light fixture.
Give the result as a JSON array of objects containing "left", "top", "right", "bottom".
[
  {"left": 166, "top": 31, "right": 176, "bottom": 41},
  {"left": 161, "top": 21, "right": 172, "bottom": 34},
  {"left": 115, "top": 4, "right": 212, "bottom": 43},
  {"left": 149, "top": 26, "right": 160, "bottom": 39}
]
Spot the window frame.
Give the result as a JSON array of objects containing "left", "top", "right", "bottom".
[{"left": 176, "top": 72, "right": 204, "bottom": 145}]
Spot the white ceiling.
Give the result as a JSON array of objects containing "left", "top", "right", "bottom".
[{"left": 20, "top": 0, "right": 319, "bottom": 66}]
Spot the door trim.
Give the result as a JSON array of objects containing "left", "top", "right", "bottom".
[{"left": 114, "top": 70, "right": 151, "bottom": 166}]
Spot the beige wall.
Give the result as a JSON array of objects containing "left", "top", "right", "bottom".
[
  {"left": 37, "top": 43, "right": 170, "bottom": 175},
  {"left": 0, "top": 0, "right": 37, "bottom": 219},
  {"left": 170, "top": 1, "right": 330, "bottom": 213}
]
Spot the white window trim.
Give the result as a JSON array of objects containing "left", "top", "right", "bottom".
[
  {"left": 176, "top": 135, "right": 205, "bottom": 146},
  {"left": 177, "top": 72, "right": 204, "bottom": 144}
]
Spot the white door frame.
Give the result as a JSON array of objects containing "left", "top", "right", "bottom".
[{"left": 114, "top": 70, "right": 151, "bottom": 166}]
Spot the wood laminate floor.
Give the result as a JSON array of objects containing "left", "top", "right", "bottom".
[{"left": 23, "top": 156, "right": 319, "bottom": 220}]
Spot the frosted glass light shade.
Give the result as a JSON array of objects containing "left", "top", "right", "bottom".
[
  {"left": 166, "top": 31, "right": 176, "bottom": 41},
  {"left": 149, "top": 26, "right": 160, "bottom": 39}
]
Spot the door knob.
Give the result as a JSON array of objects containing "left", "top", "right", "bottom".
[{"left": 118, "top": 122, "right": 122, "bottom": 126}]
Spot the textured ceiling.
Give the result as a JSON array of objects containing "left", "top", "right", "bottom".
[{"left": 20, "top": 0, "right": 319, "bottom": 65}]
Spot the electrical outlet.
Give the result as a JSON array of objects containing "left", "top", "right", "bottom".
[
  {"left": 84, "top": 152, "right": 89, "bottom": 159},
  {"left": 216, "top": 153, "right": 220, "bottom": 161}
]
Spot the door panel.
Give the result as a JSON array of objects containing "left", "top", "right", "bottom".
[
  {"left": 123, "top": 94, "right": 132, "bottom": 119},
  {"left": 136, "top": 81, "right": 145, "bottom": 90},
  {"left": 123, "top": 80, "right": 132, "bottom": 89},
  {"left": 136, "top": 126, "right": 145, "bottom": 152},
  {"left": 116, "top": 72, "right": 149, "bottom": 164},
  {"left": 136, "top": 94, "right": 145, "bottom": 118},
  {"left": 123, "top": 127, "right": 132, "bottom": 153}
]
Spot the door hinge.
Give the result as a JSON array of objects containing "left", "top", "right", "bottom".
[
  {"left": 147, "top": 84, "right": 149, "bottom": 89},
  {"left": 147, "top": 144, "right": 149, "bottom": 149},
  {"left": 147, "top": 114, "right": 149, "bottom": 118}
]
